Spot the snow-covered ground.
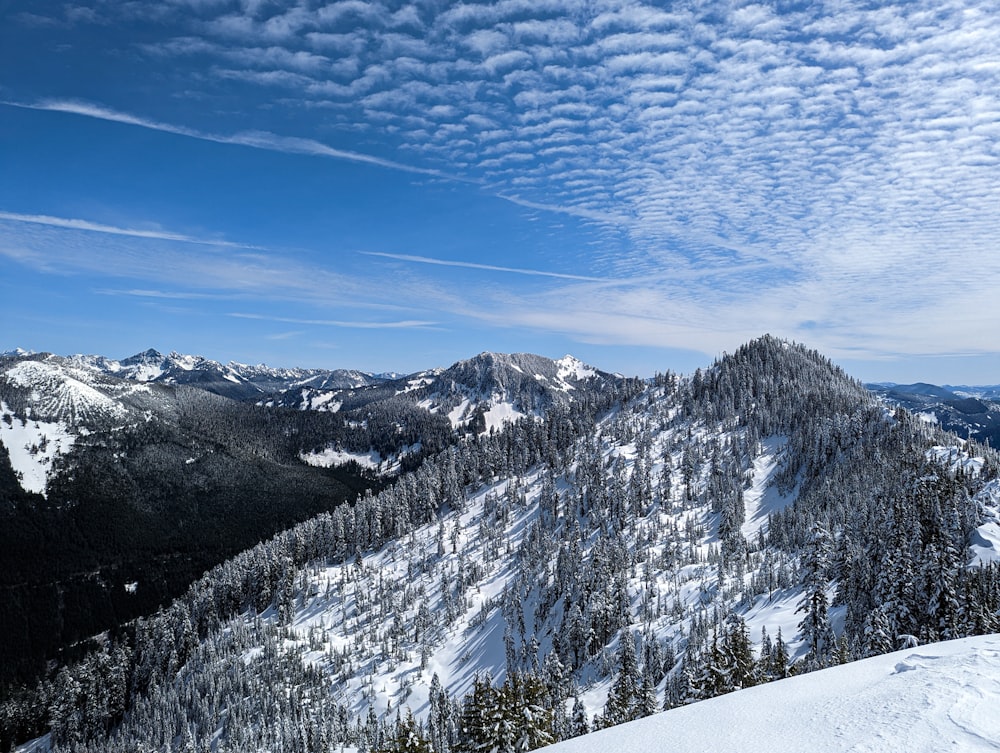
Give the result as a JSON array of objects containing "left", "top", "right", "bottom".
[
  {"left": 740, "top": 436, "right": 792, "bottom": 539},
  {"left": 300, "top": 447, "right": 383, "bottom": 470},
  {"left": 0, "top": 400, "right": 76, "bottom": 497},
  {"left": 544, "top": 634, "right": 1000, "bottom": 753}
]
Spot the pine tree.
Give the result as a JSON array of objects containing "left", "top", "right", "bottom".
[
  {"left": 769, "top": 627, "right": 790, "bottom": 680},
  {"left": 569, "top": 697, "right": 590, "bottom": 739},
  {"left": 379, "top": 709, "right": 432, "bottom": 753},
  {"left": 721, "top": 613, "right": 757, "bottom": 689},
  {"left": 635, "top": 674, "right": 658, "bottom": 719},
  {"left": 862, "top": 605, "right": 894, "bottom": 657},
  {"left": 603, "top": 632, "right": 640, "bottom": 724},
  {"left": 796, "top": 525, "right": 834, "bottom": 665}
]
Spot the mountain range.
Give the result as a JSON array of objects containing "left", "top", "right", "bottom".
[
  {"left": 1, "top": 337, "right": 998, "bottom": 752},
  {"left": 866, "top": 381, "right": 1000, "bottom": 449},
  {"left": 0, "top": 347, "right": 631, "bottom": 696}
]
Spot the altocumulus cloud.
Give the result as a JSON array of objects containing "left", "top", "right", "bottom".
[{"left": 8, "top": 0, "right": 1000, "bottom": 361}]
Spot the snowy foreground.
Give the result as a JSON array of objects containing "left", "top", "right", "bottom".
[{"left": 544, "top": 635, "right": 1000, "bottom": 753}]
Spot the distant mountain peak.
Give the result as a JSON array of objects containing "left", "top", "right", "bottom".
[{"left": 1, "top": 347, "right": 34, "bottom": 358}]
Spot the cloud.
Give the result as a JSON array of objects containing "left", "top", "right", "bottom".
[
  {"left": 360, "top": 251, "right": 617, "bottom": 282},
  {"left": 11, "top": 0, "right": 1000, "bottom": 365},
  {"left": 3, "top": 99, "right": 460, "bottom": 178},
  {"left": 0, "top": 211, "right": 263, "bottom": 249},
  {"left": 94, "top": 288, "right": 244, "bottom": 300},
  {"left": 228, "top": 312, "right": 438, "bottom": 329}
]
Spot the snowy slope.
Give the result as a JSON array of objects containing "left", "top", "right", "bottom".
[
  {"left": 544, "top": 634, "right": 1000, "bottom": 753},
  {"left": 227, "top": 409, "right": 809, "bottom": 727},
  {"left": 3, "top": 359, "right": 130, "bottom": 423},
  {"left": 0, "top": 401, "right": 76, "bottom": 497}
]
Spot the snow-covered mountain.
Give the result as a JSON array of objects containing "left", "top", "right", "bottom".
[
  {"left": 0, "top": 351, "right": 381, "bottom": 698},
  {"left": 266, "top": 351, "right": 624, "bottom": 424},
  {"left": 7, "top": 336, "right": 999, "bottom": 753},
  {"left": 58, "top": 348, "right": 624, "bottom": 449},
  {"left": 66, "top": 348, "right": 387, "bottom": 402}
]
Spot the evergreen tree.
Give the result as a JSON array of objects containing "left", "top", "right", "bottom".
[
  {"left": 862, "top": 605, "right": 895, "bottom": 658},
  {"left": 379, "top": 709, "right": 431, "bottom": 753},
  {"left": 569, "top": 698, "right": 590, "bottom": 739},
  {"left": 721, "top": 613, "right": 758, "bottom": 689},
  {"left": 603, "top": 632, "right": 640, "bottom": 724},
  {"left": 796, "top": 525, "right": 835, "bottom": 666},
  {"left": 769, "top": 627, "right": 790, "bottom": 680}
]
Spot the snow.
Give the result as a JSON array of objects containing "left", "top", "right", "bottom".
[
  {"left": 447, "top": 398, "right": 472, "bottom": 427},
  {"left": 130, "top": 362, "right": 166, "bottom": 382},
  {"left": 927, "top": 445, "right": 984, "bottom": 476},
  {"left": 169, "top": 352, "right": 198, "bottom": 371},
  {"left": 13, "top": 732, "right": 50, "bottom": 753},
  {"left": 3, "top": 360, "right": 128, "bottom": 423},
  {"left": 482, "top": 400, "right": 527, "bottom": 432},
  {"left": 300, "top": 389, "right": 342, "bottom": 412},
  {"left": 557, "top": 355, "right": 597, "bottom": 382},
  {"left": 0, "top": 401, "right": 76, "bottom": 497},
  {"left": 740, "top": 436, "right": 793, "bottom": 539},
  {"left": 300, "top": 447, "right": 382, "bottom": 470},
  {"left": 741, "top": 588, "right": 808, "bottom": 658},
  {"left": 397, "top": 373, "right": 439, "bottom": 394},
  {"left": 969, "top": 522, "right": 1000, "bottom": 565},
  {"left": 544, "top": 634, "right": 1000, "bottom": 753}
]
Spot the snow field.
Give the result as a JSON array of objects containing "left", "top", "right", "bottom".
[{"left": 543, "top": 634, "right": 1000, "bottom": 753}]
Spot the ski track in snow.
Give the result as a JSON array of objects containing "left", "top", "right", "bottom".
[{"left": 544, "top": 635, "right": 1000, "bottom": 753}]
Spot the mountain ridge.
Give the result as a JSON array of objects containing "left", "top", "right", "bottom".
[{"left": 4, "top": 336, "right": 998, "bottom": 752}]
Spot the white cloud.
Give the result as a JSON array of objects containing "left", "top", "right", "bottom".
[
  {"left": 12, "top": 0, "right": 1000, "bottom": 363},
  {"left": 359, "top": 251, "right": 615, "bottom": 282},
  {"left": 6, "top": 99, "right": 461, "bottom": 178},
  {"left": 0, "top": 211, "right": 263, "bottom": 248},
  {"left": 228, "top": 313, "right": 438, "bottom": 329}
]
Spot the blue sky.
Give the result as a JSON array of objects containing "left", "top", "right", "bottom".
[{"left": 2, "top": 0, "right": 999, "bottom": 382}]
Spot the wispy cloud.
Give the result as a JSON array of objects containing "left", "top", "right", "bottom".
[
  {"left": 3, "top": 99, "right": 460, "bottom": 178},
  {"left": 0, "top": 211, "right": 262, "bottom": 249},
  {"left": 361, "top": 251, "right": 615, "bottom": 282},
  {"left": 94, "top": 288, "right": 244, "bottom": 300},
  {"left": 228, "top": 312, "right": 438, "bottom": 329}
]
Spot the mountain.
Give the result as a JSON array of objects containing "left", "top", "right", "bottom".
[
  {"left": 0, "top": 351, "right": 377, "bottom": 690},
  {"left": 0, "top": 347, "right": 630, "bottom": 698},
  {"left": 267, "top": 351, "right": 626, "bottom": 421},
  {"left": 867, "top": 381, "right": 1000, "bottom": 448},
  {"left": 547, "top": 634, "right": 1000, "bottom": 753},
  {"left": 5, "top": 336, "right": 998, "bottom": 752},
  {"left": 68, "top": 348, "right": 387, "bottom": 402}
]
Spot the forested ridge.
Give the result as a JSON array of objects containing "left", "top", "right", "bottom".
[{"left": 2, "top": 336, "right": 998, "bottom": 752}]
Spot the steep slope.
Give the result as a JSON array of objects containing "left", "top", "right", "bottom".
[
  {"left": 546, "top": 634, "right": 1000, "bottom": 753},
  {"left": 10, "top": 337, "right": 999, "bottom": 753},
  {"left": 420, "top": 352, "right": 624, "bottom": 431}
]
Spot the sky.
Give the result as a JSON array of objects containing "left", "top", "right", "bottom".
[{"left": 1, "top": 0, "right": 999, "bottom": 383}]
